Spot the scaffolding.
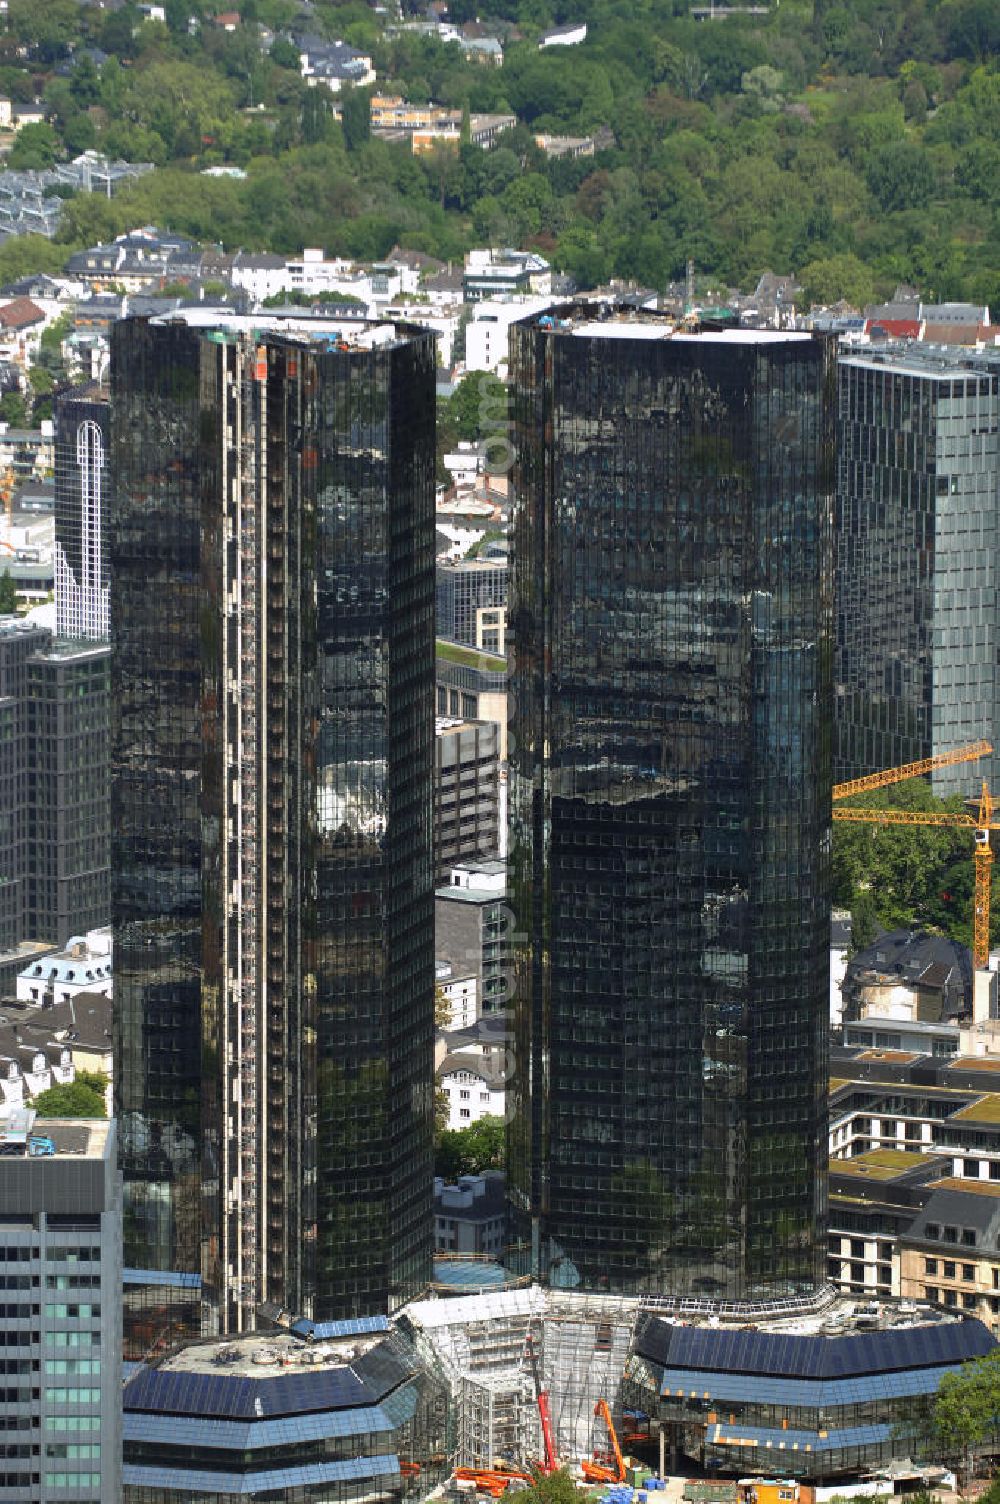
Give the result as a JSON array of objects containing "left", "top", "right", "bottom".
[
  {"left": 542, "top": 1292, "right": 639, "bottom": 1459},
  {"left": 401, "top": 1287, "right": 640, "bottom": 1471}
]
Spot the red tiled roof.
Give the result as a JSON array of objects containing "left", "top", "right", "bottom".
[
  {"left": 865, "top": 317, "right": 923, "bottom": 339},
  {"left": 0, "top": 297, "right": 45, "bottom": 330}
]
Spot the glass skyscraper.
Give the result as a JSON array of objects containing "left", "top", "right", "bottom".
[
  {"left": 111, "top": 312, "right": 436, "bottom": 1332},
  {"left": 507, "top": 308, "right": 835, "bottom": 1299},
  {"left": 836, "top": 346, "right": 1000, "bottom": 794}
]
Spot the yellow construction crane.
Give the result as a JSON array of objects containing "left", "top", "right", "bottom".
[{"left": 832, "top": 739, "right": 996, "bottom": 968}]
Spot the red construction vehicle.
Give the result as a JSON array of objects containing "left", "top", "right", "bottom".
[
  {"left": 526, "top": 1332, "right": 558, "bottom": 1474},
  {"left": 581, "top": 1398, "right": 626, "bottom": 1485}
]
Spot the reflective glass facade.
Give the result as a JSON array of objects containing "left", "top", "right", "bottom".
[
  {"left": 836, "top": 349, "right": 1000, "bottom": 793},
  {"left": 111, "top": 315, "right": 436, "bottom": 1331},
  {"left": 508, "top": 312, "right": 835, "bottom": 1298}
]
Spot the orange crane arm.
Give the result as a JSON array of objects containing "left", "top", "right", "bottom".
[
  {"left": 833, "top": 783, "right": 999, "bottom": 970},
  {"left": 833, "top": 740, "right": 992, "bottom": 802},
  {"left": 832, "top": 808, "right": 980, "bottom": 829},
  {"left": 595, "top": 1399, "right": 625, "bottom": 1482}
]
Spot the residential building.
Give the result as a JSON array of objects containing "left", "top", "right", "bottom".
[
  {"left": 434, "top": 1172, "right": 506, "bottom": 1256},
  {"left": 111, "top": 311, "right": 437, "bottom": 1331},
  {"left": 465, "top": 295, "right": 553, "bottom": 372},
  {"left": 436, "top": 557, "right": 508, "bottom": 650},
  {"left": 53, "top": 386, "right": 110, "bottom": 641},
  {"left": 435, "top": 717, "right": 500, "bottom": 880},
  {"left": 463, "top": 250, "right": 552, "bottom": 304},
  {"left": 0, "top": 1113, "right": 122, "bottom": 1504},
  {"left": 539, "top": 22, "right": 588, "bottom": 46},
  {"left": 508, "top": 307, "right": 836, "bottom": 1296},
  {"left": 841, "top": 929, "right": 973, "bottom": 1024},
  {"left": 827, "top": 1147, "right": 947, "bottom": 1299},
  {"left": 121, "top": 1319, "right": 450, "bottom": 1503},
  {"left": 435, "top": 860, "right": 509, "bottom": 1018},
  {"left": 835, "top": 345, "right": 1000, "bottom": 791},
  {"left": 435, "top": 961, "right": 478, "bottom": 1031},
  {"left": 16, "top": 929, "right": 112, "bottom": 1006},
  {"left": 438, "top": 1049, "right": 505, "bottom": 1130},
  {"left": 900, "top": 1181, "right": 1000, "bottom": 1326}
]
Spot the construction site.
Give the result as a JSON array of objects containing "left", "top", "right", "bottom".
[{"left": 394, "top": 1282, "right": 975, "bottom": 1496}]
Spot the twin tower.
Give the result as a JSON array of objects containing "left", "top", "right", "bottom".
[{"left": 111, "top": 308, "right": 834, "bottom": 1333}]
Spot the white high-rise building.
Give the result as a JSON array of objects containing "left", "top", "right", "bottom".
[{"left": 53, "top": 389, "right": 109, "bottom": 641}]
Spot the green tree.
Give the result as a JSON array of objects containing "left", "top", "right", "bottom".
[
  {"left": 0, "top": 392, "right": 27, "bottom": 428},
  {"left": 797, "top": 252, "right": 877, "bottom": 309},
  {"left": 866, "top": 142, "right": 937, "bottom": 212},
  {"left": 32, "top": 1080, "right": 107, "bottom": 1118},
  {"left": 0, "top": 570, "right": 17, "bottom": 615},
  {"left": 270, "top": 37, "right": 301, "bottom": 70},
  {"left": 516, "top": 1470, "right": 580, "bottom": 1504},
  {"left": 8, "top": 123, "right": 60, "bottom": 172},
  {"left": 435, "top": 1115, "right": 505, "bottom": 1180},
  {"left": 341, "top": 86, "right": 371, "bottom": 152},
  {"left": 930, "top": 1347, "right": 1000, "bottom": 1485},
  {"left": 832, "top": 779, "right": 976, "bottom": 944}
]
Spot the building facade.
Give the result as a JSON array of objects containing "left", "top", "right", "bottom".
[
  {"left": 508, "top": 309, "right": 835, "bottom": 1297},
  {"left": 435, "top": 861, "right": 509, "bottom": 1018},
  {"left": 26, "top": 639, "right": 110, "bottom": 945},
  {"left": 111, "top": 312, "right": 437, "bottom": 1332},
  {"left": 434, "top": 717, "right": 500, "bottom": 880},
  {"left": 836, "top": 346, "right": 1000, "bottom": 791},
  {"left": 53, "top": 386, "right": 110, "bottom": 642},
  {"left": 121, "top": 1319, "right": 450, "bottom": 1504},
  {"left": 0, "top": 1115, "right": 122, "bottom": 1504},
  {"left": 435, "top": 557, "right": 508, "bottom": 651},
  {"left": 0, "top": 621, "right": 110, "bottom": 951},
  {"left": 623, "top": 1313, "right": 995, "bottom": 1482}
]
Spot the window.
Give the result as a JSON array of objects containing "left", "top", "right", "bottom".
[
  {"left": 943, "top": 1261, "right": 956, "bottom": 1279},
  {"left": 963, "top": 1228, "right": 978, "bottom": 1246},
  {"left": 925, "top": 1258, "right": 938, "bottom": 1275},
  {"left": 962, "top": 1264, "right": 976, "bottom": 1282},
  {"left": 925, "top": 1224, "right": 940, "bottom": 1240},
  {"left": 460, "top": 1109, "right": 470, "bottom": 1119},
  {"left": 459, "top": 1090, "right": 470, "bottom": 1100},
  {"left": 963, "top": 1294, "right": 979, "bottom": 1310}
]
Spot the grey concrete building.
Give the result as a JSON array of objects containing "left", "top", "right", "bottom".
[
  {"left": 435, "top": 860, "right": 508, "bottom": 1017},
  {"left": 836, "top": 345, "right": 1000, "bottom": 792},
  {"left": 434, "top": 718, "right": 500, "bottom": 880},
  {"left": 0, "top": 1113, "right": 122, "bottom": 1504}
]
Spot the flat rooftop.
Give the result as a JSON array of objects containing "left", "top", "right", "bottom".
[
  {"left": 150, "top": 308, "right": 430, "bottom": 351},
  {"left": 831, "top": 1149, "right": 931, "bottom": 1181},
  {"left": 520, "top": 305, "right": 813, "bottom": 343},
  {"left": 32, "top": 1117, "right": 110, "bottom": 1159},
  {"left": 161, "top": 1331, "right": 383, "bottom": 1378}
]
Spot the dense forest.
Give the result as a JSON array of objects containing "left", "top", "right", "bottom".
[{"left": 0, "top": 0, "right": 997, "bottom": 305}]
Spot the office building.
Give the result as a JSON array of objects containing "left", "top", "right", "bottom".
[
  {"left": 507, "top": 308, "right": 835, "bottom": 1297},
  {"left": 121, "top": 1318, "right": 450, "bottom": 1504},
  {"left": 436, "top": 556, "right": 508, "bottom": 651},
  {"left": 435, "top": 643, "right": 507, "bottom": 758},
  {"left": 836, "top": 346, "right": 1000, "bottom": 791},
  {"left": 53, "top": 385, "right": 110, "bottom": 642},
  {"left": 0, "top": 620, "right": 109, "bottom": 951},
  {"left": 435, "top": 861, "right": 509, "bottom": 1018},
  {"left": 26, "top": 638, "right": 110, "bottom": 945},
  {"left": 434, "top": 717, "right": 500, "bottom": 880},
  {"left": 622, "top": 1311, "right": 993, "bottom": 1481},
  {"left": 0, "top": 1113, "right": 122, "bottom": 1504},
  {"left": 111, "top": 312, "right": 437, "bottom": 1332}
]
